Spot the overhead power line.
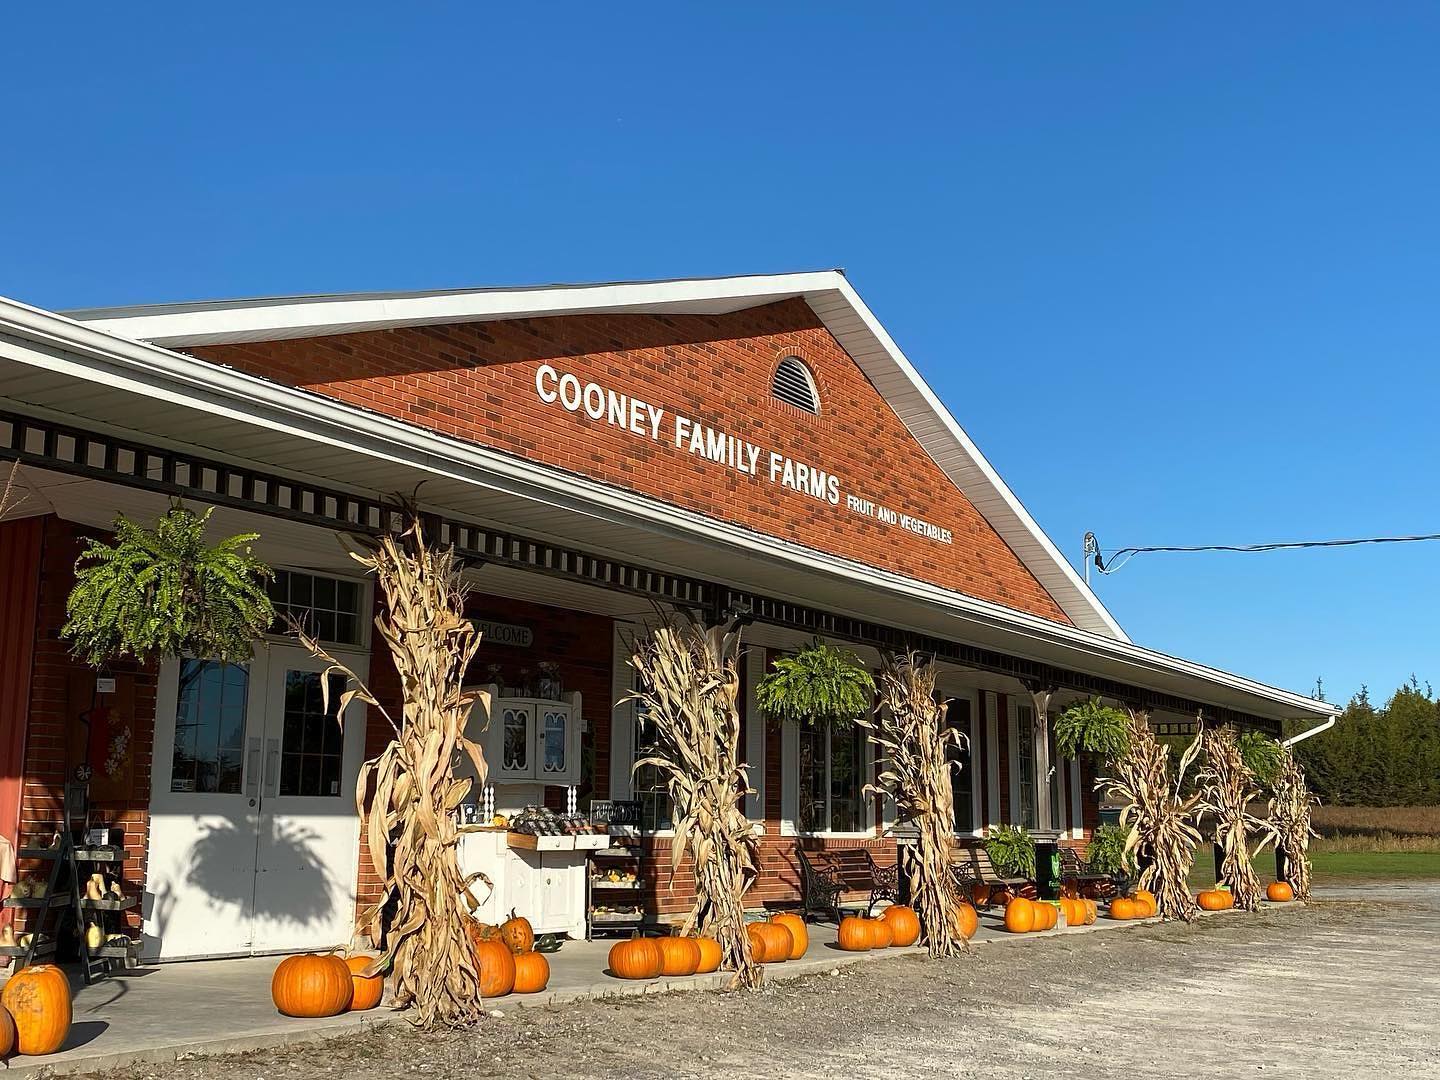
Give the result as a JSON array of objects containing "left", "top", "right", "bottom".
[{"left": 1082, "top": 530, "right": 1440, "bottom": 577}]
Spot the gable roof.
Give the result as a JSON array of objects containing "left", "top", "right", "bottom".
[{"left": 68, "top": 270, "right": 1127, "bottom": 639}]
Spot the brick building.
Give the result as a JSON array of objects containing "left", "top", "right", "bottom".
[{"left": 0, "top": 272, "right": 1335, "bottom": 961}]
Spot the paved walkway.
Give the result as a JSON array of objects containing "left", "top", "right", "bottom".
[{"left": 1, "top": 902, "right": 1273, "bottom": 1076}]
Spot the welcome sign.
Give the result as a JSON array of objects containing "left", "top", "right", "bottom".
[{"left": 534, "top": 364, "right": 953, "bottom": 545}]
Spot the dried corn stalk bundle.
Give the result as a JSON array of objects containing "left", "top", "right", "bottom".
[
  {"left": 1098, "top": 710, "right": 1203, "bottom": 922},
  {"left": 627, "top": 613, "right": 761, "bottom": 989},
  {"left": 1197, "top": 724, "right": 1267, "bottom": 911},
  {"left": 1268, "top": 746, "right": 1318, "bottom": 900},
  {"left": 296, "top": 519, "right": 489, "bottom": 1029},
  {"left": 859, "top": 652, "right": 968, "bottom": 957}
]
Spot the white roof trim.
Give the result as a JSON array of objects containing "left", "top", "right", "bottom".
[{"left": 71, "top": 271, "right": 1127, "bottom": 640}]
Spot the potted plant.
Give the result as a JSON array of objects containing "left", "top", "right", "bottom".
[
  {"left": 986, "top": 824, "right": 1037, "bottom": 881},
  {"left": 755, "top": 638, "right": 875, "bottom": 727},
  {"left": 62, "top": 502, "right": 274, "bottom": 666},
  {"left": 1054, "top": 697, "right": 1131, "bottom": 764}
]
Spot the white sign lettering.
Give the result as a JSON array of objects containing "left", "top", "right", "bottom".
[{"left": 533, "top": 364, "right": 952, "bottom": 545}]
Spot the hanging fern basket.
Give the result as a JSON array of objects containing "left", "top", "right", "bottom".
[
  {"left": 62, "top": 503, "right": 276, "bottom": 667},
  {"left": 1054, "top": 697, "right": 1132, "bottom": 763},
  {"left": 755, "top": 638, "right": 875, "bottom": 729}
]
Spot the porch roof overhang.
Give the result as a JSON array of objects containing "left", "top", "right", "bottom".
[{"left": 0, "top": 294, "right": 1336, "bottom": 728}]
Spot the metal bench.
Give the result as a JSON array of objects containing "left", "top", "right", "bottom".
[
  {"left": 949, "top": 842, "right": 1029, "bottom": 909},
  {"left": 1059, "top": 846, "right": 1121, "bottom": 898},
  {"left": 795, "top": 847, "right": 899, "bottom": 921}
]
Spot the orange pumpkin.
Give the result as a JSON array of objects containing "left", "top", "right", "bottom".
[
  {"left": 1083, "top": 899, "right": 1098, "bottom": 925},
  {"left": 474, "top": 937, "right": 517, "bottom": 997},
  {"left": 867, "top": 918, "right": 894, "bottom": 948},
  {"left": 271, "top": 953, "right": 353, "bottom": 1019},
  {"left": 956, "top": 902, "right": 978, "bottom": 940},
  {"left": 770, "top": 913, "right": 809, "bottom": 959},
  {"left": 1037, "top": 902, "right": 1058, "bottom": 930},
  {"left": 757, "top": 921, "right": 794, "bottom": 962},
  {"left": 837, "top": 915, "right": 872, "bottom": 951},
  {"left": 970, "top": 882, "right": 992, "bottom": 908},
  {"left": 500, "top": 911, "right": 535, "bottom": 954},
  {"left": 656, "top": 936, "right": 702, "bottom": 977},
  {"left": 1267, "top": 881, "right": 1295, "bottom": 903},
  {"left": 0, "top": 1004, "right": 14, "bottom": 1058},
  {"left": 466, "top": 919, "right": 504, "bottom": 945},
  {"left": 1197, "top": 889, "right": 1232, "bottom": 911},
  {"left": 512, "top": 950, "right": 550, "bottom": 993},
  {"left": 1133, "top": 889, "right": 1158, "bottom": 917},
  {"left": 694, "top": 936, "right": 723, "bottom": 973},
  {"left": 344, "top": 956, "right": 385, "bottom": 1011},
  {"left": 609, "top": 937, "right": 662, "bottom": 980},
  {"left": 1, "top": 965, "right": 69, "bottom": 1056},
  {"left": 1109, "top": 897, "right": 1140, "bottom": 920},
  {"left": 1004, "top": 897, "right": 1035, "bottom": 933},
  {"left": 881, "top": 905, "right": 921, "bottom": 947}
]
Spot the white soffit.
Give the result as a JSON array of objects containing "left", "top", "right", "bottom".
[{"left": 69, "top": 271, "right": 1124, "bottom": 639}]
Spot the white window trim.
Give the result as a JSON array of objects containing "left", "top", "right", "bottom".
[
  {"left": 779, "top": 720, "right": 875, "bottom": 839},
  {"left": 942, "top": 689, "right": 984, "bottom": 838}
]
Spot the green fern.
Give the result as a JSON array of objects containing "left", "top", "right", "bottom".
[
  {"left": 985, "top": 824, "right": 1036, "bottom": 879},
  {"left": 1054, "top": 697, "right": 1132, "bottom": 762},
  {"left": 1237, "top": 730, "right": 1284, "bottom": 786},
  {"left": 1084, "top": 823, "right": 1133, "bottom": 876},
  {"left": 63, "top": 503, "right": 275, "bottom": 667},
  {"left": 755, "top": 638, "right": 875, "bottom": 727}
]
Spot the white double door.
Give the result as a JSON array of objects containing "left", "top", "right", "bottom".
[{"left": 146, "top": 644, "right": 367, "bottom": 961}]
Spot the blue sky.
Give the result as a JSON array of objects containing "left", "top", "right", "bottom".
[{"left": 3, "top": 4, "right": 1436, "bottom": 704}]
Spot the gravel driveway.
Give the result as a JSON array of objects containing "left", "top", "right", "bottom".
[{"left": 90, "top": 885, "right": 1440, "bottom": 1080}]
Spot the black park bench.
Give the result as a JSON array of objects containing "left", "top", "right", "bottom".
[
  {"left": 949, "top": 841, "right": 1030, "bottom": 909},
  {"left": 795, "top": 847, "right": 899, "bottom": 922}
]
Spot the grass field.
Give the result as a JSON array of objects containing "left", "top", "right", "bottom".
[
  {"left": 1183, "top": 805, "right": 1440, "bottom": 888},
  {"left": 1310, "top": 804, "right": 1440, "bottom": 852}
]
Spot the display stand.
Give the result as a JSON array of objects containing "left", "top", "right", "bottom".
[{"left": 1, "top": 783, "right": 140, "bottom": 982}]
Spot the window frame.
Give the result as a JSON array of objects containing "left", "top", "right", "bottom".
[
  {"left": 780, "top": 720, "right": 874, "bottom": 839},
  {"left": 1008, "top": 699, "right": 1039, "bottom": 830},
  {"left": 264, "top": 567, "right": 373, "bottom": 653},
  {"left": 942, "top": 689, "right": 983, "bottom": 838}
]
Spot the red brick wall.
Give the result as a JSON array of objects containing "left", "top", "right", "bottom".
[
  {"left": 15, "top": 516, "right": 154, "bottom": 937},
  {"left": 189, "top": 300, "right": 1069, "bottom": 624}
]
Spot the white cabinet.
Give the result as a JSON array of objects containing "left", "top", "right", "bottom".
[
  {"left": 455, "top": 831, "right": 588, "bottom": 940},
  {"left": 464, "top": 686, "right": 583, "bottom": 787}
]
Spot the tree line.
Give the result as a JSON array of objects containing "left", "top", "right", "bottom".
[{"left": 1289, "top": 678, "right": 1440, "bottom": 806}]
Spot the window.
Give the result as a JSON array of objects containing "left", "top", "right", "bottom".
[
  {"left": 946, "top": 697, "right": 975, "bottom": 833},
  {"left": 632, "top": 708, "right": 673, "bottom": 833},
  {"left": 1013, "top": 703, "right": 1037, "bottom": 829},
  {"left": 797, "top": 724, "right": 866, "bottom": 833},
  {"left": 268, "top": 570, "right": 364, "bottom": 646},
  {"left": 771, "top": 356, "right": 820, "bottom": 414},
  {"left": 171, "top": 659, "right": 248, "bottom": 793},
  {"left": 278, "top": 670, "right": 347, "bottom": 797}
]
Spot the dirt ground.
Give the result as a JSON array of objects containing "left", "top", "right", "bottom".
[{"left": 88, "top": 885, "right": 1440, "bottom": 1080}]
